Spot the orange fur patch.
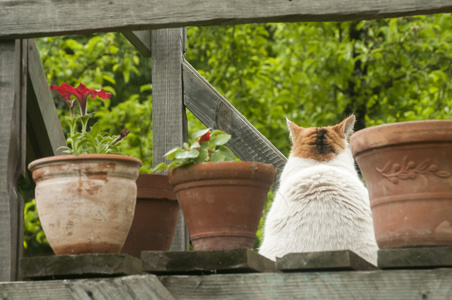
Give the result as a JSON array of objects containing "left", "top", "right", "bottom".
[{"left": 289, "top": 120, "right": 347, "bottom": 162}]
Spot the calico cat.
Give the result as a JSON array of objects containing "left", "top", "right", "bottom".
[{"left": 259, "top": 115, "right": 378, "bottom": 265}]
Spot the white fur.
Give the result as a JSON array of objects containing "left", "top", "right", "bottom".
[{"left": 259, "top": 145, "right": 378, "bottom": 265}]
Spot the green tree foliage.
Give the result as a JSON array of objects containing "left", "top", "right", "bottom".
[
  {"left": 25, "top": 14, "right": 452, "bottom": 253},
  {"left": 186, "top": 15, "right": 452, "bottom": 156}
]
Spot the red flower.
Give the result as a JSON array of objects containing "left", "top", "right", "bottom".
[
  {"left": 198, "top": 131, "right": 210, "bottom": 143},
  {"left": 50, "top": 83, "right": 112, "bottom": 116}
]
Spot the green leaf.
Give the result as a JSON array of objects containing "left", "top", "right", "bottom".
[
  {"left": 195, "top": 147, "right": 208, "bottom": 163},
  {"left": 175, "top": 149, "right": 199, "bottom": 159},
  {"left": 210, "top": 152, "right": 226, "bottom": 162},
  {"left": 168, "top": 160, "right": 184, "bottom": 169},
  {"left": 211, "top": 133, "right": 231, "bottom": 146},
  {"left": 152, "top": 162, "right": 169, "bottom": 173},
  {"left": 102, "top": 75, "right": 116, "bottom": 85},
  {"left": 192, "top": 128, "right": 211, "bottom": 140},
  {"left": 164, "top": 147, "right": 182, "bottom": 160},
  {"left": 190, "top": 141, "right": 201, "bottom": 149},
  {"left": 214, "top": 146, "right": 236, "bottom": 161}
]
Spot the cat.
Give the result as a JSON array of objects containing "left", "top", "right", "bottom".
[{"left": 259, "top": 115, "right": 378, "bottom": 265}]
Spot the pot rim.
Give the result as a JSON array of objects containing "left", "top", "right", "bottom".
[
  {"left": 350, "top": 120, "right": 452, "bottom": 157},
  {"left": 28, "top": 154, "right": 143, "bottom": 171},
  {"left": 136, "top": 173, "right": 177, "bottom": 200},
  {"left": 168, "top": 161, "right": 276, "bottom": 186}
]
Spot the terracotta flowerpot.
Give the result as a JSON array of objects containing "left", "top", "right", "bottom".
[
  {"left": 350, "top": 120, "right": 452, "bottom": 249},
  {"left": 169, "top": 161, "right": 276, "bottom": 250},
  {"left": 121, "top": 174, "right": 180, "bottom": 258},
  {"left": 28, "top": 154, "right": 142, "bottom": 255}
]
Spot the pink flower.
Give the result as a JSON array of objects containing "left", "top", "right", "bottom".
[
  {"left": 50, "top": 83, "right": 112, "bottom": 116},
  {"left": 198, "top": 132, "right": 210, "bottom": 143}
]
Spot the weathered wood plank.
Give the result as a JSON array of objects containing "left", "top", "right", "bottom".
[
  {"left": 159, "top": 269, "right": 452, "bottom": 299},
  {"left": 26, "top": 39, "right": 66, "bottom": 162},
  {"left": 0, "top": 39, "right": 27, "bottom": 281},
  {"left": 277, "top": 250, "right": 378, "bottom": 272},
  {"left": 142, "top": 248, "right": 276, "bottom": 275},
  {"left": 151, "top": 28, "right": 189, "bottom": 251},
  {"left": 1, "top": 1, "right": 452, "bottom": 39},
  {"left": 378, "top": 247, "right": 452, "bottom": 269},
  {"left": 122, "top": 31, "right": 152, "bottom": 58},
  {"left": 183, "top": 60, "right": 287, "bottom": 178},
  {"left": 22, "top": 254, "right": 143, "bottom": 280},
  {"left": 0, "top": 275, "right": 175, "bottom": 300}
]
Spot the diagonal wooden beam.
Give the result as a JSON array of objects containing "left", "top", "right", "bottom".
[
  {"left": 122, "top": 31, "right": 152, "bottom": 58},
  {"left": 182, "top": 59, "right": 287, "bottom": 177},
  {"left": 26, "top": 39, "right": 66, "bottom": 162},
  {"left": 1, "top": 0, "right": 452, "bottom": 39}
]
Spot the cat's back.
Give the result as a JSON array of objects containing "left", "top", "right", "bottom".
[{"left": 259, "top": 115, "right": 378, "bottom": 264}]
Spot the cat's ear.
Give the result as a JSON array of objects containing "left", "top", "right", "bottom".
[
  {"left": 286, "top": 118, "right": 300, "bottom": 139},
  {"left": 335, "top": 114, "right": 355, "bottom": 138}
]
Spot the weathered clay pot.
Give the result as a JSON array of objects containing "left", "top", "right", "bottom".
[
  {"left": 121, "top": 174, "right": 180, "bottom": 258},
  {"left": 350, "top": 120, "right": 452, "bottom": 249},
  {"left": 169, "top": 161, "right": 276, "bottom": 250},
  {"left": 28, "top": 154, "right": 142, "bottom": 255}
]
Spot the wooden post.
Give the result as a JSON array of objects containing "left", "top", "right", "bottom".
[
  {"left": 0, "top": 39, "right": 27, "bottom": 281},
  {"left": 152, "top": 28, "right": 189, "bottom": 251}
]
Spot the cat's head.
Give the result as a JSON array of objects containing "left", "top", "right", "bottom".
[{"left": 287, "top": 115, "right": 355, "bottom": 162}]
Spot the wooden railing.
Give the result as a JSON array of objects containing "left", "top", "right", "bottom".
[{"left": 1, "top": 0, "right": 451, "bottom": 283}]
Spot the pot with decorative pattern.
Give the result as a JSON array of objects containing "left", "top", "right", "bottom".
[{"left": 350, "top": 120, "right": 452, "bottom": 249}]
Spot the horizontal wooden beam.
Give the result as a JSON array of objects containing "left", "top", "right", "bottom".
[
  {"left": 159, "top": 269, "right": 452, "bottom": 299},
  {"left": 0, "top": 275, "right": 174, "bottom": 299},
  {"left": 1, "top": 0, "right": 451, "bottom": 39},
  {"left": 182, "top": 59, "right": 287, "bottom": 177}
]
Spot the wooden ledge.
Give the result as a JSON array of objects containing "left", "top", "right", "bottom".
[
  {"left": 378, "top": 247, "right": 452, "bottom": 269},
  {"left": 142, "top": 248, "right": 276, "bottom": 275},
  {"left": 276, "top": 250, "right": 378, "bottom": 272},
  {"left": 21, "top": 254, "right": 143, "bottom": 280}
]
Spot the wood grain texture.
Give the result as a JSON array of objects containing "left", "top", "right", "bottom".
[
  {"left": 159, "top": 269, "right": 452, "bottom": 299},
  {"left": 0, "top": 40, "right": 26, "bottom": 281},
  {"left": 151, "top": 28, "right": 189, "bottom": 251},
  {"left": 122, "top": 31, "right": 152, "bottom": 57},
  {"left": 277, "top": 250, "right": 378, "bottom": 272},
  {"left": 142, "top": 248, "right": 276, "bottom": 275},
  {"left": 1, "top": 0, "right": 452, "bottom": 39},
  {"left": 183, "top": 60, "right": 287, "bottom": 179},
  {"left": 0, "top": 275, "right": 175, "bottom": 300},
  {"left": 378, "top": 247, "right": 452, "bottom": 269},
  {"left": 27, "top": 39, "right": 66, "bottom": 162},
  {"left": 22, "top": 254, "right": 143, "bottom": 280}
]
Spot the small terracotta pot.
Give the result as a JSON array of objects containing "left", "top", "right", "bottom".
[
  {"left": 350, "top": 120, "right": 452, "bottom": 249},
  {"left": 28, "top": 154, "right": 142, "bottom": 255},
  {"left": 169, "top": 161, "right": 276, "bottom": 251},
  {"left": 121, "top": 174, "right": 180, "bottom": 258}
]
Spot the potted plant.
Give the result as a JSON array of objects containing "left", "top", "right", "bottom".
[
  {"left": 350, "top": 120, "right": 452, "bottom": 249},
  {"left": 28, "top": 83, "right": 142, "bottom": 255},
  {"left": 121, "top": 173, "right": 180, "bottom": 258},
  {"left": 153, "top": 129, "right": 276, "bottom": 251}
]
